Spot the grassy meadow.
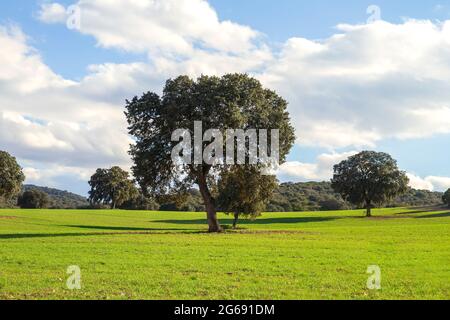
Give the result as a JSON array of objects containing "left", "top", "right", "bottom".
[{"left": 0, "top": 207, "right": 449, "bottom": 300}]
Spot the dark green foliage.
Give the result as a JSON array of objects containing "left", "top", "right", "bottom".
[
  {"left": 158, "top": 189, "right": 205, "bottom": 212},
  {"left": 120, "top": 193, "right": 160, "bottom": 211},
  {"left": 266, "top": 182, "right": 350, "bottom": 212},
  {"left": 217, "top": 166, "right": 278, "bottom": 228},
  {"left": 125, "top": 74, "right": 295, "bottom": 231},
  {"left": 331, "top": 151, "right": 409, "bottom": 217},
  {"left": 0, "top": 151, "right": 25, "bottom": 205},
  {"left": 88, "top": 167, "right": 139, "bottom": 209},
  {"left": 266, "top": 182, "right": 442, "bottom": 212},
  {"left": 17, "top": 189, "right": 50, "bottom": 209},
  {"left": 10, "top": 182, "right": 441, "bottom": 211},
  {"left": 443, "top": 189, "right": 450, "bottom": 207},
  {"left": 389, "top": 188, "right": 444, "bottom": 208}
]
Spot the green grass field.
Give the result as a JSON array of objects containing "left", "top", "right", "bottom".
[{"left": 0, "top": 207, "right": 449, "bottom": 300}]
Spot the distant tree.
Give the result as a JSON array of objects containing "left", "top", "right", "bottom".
[
  {"left": 0, "top": 151, "right": 25, "bottom": 205},
  {"left": 120, "top": 192, "right": 160, "bottom": 211},
  {"left": 319, "top": 198, "right": 348, "bottom": 211},
  {"left": 88, "top": 166, "right": 139, "bottom": 209},
  {"left": 443, "top": 189, "right": 450, "bottom": 207},
  {"left": 217, "top": 166, "right": 278, "bottom": 228},
  {"left": 125, "top": 74, "right": 295, "bottom": 232},
  {"left": 18, "top": 189, "right": 50, "bottom": 209},
  {"left": 331, "top": 151, "right": 409, "bottom": 217}
]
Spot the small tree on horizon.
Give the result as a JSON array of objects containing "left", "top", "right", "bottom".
[
  {"left": 443, "top": 189, "right": 450, "bottom": 208},
  {"left": 331, "top": 151, "right": 409, "bottom": 217},
  {"left": 88, "top": 166, "right": 138, "bottom": 209}
]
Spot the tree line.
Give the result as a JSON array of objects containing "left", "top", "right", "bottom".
[{"left": 1, "top": 74, "right": 450, "bottom": 232}]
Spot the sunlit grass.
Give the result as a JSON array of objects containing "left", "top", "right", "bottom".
[{"left": 0, "top": 207, "right": 449, "bottom": 299}]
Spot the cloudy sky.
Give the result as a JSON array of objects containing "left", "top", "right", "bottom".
[{"left": 1, "top": 0, "right": 450, "bottom": 195}]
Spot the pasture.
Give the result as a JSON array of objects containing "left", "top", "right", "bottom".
[{"left": 0, "top": 207, "right": 449, "bottom": 300}]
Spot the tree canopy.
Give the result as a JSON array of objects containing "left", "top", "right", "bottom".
[
  {"left": 88, "top": 166, "right": 138, "bottom": 209},
  {"left": 331, "top": 151, "right": 409, "bottom": 217},
  {"left": 0, "top": 151, "right": 25, "bottom": 204},
  {"left": 125, "top": 74, "right": 295, "bottom": 232}
]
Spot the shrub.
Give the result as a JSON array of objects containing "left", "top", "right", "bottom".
[{"left": 18, "top": 189, "right": 50, "bottom": 209}]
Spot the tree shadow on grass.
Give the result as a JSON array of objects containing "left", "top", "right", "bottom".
[
  {"left": 0, "top": 226, "right": 205, "bottom": 240},
  {"left": 395, "top": 206, "right": 448, "bottom": 215},
  {"left": 62, "top": 225, "right": 194, "bottom": 232},
  {"left": 155, "top": 216, "right": 339, "bottom": 225},
  {"left": 414, "top": 212, "right": 450, "bottom": 219}
]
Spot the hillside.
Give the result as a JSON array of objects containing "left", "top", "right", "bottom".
[
  {"left": 267, "top": 181, "right": 444, "bottom": 212},
  {"left": 22, "top": 185, "right": 88, "bottom": 209}
]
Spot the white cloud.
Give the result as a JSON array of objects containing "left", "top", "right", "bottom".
[
  {"left": 37, "top": 3, "right": 67, "bottom": 24},
  {"left": 406, "top": 173, "right": 450, "bottom": 191},
  {"left": 0, "top": 25, "right": 135, "bottom": 183},
  {"left": 39, "top": 3, "right": 450, "bottom": 149},
  {"left": 278, "top": 151, "right": 358, "bottom": 181},
  {"left": 424, "top": 176, "right": 450, "bottom": 191},
  {"left": 406, "top": 173, "right": 434, "bottom": 191},
  {"left": 260, "top": 20, "right": 450, "bottom": 148},
  {"left": 38, "top": 0, "right": 261, "bottom": 56}
]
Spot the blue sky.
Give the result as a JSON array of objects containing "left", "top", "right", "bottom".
[{"left": 1, "top": 0, "right": 450, "bottom": 195}]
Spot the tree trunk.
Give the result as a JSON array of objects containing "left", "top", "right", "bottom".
[
  {"left": 365, "top": 201, "right": 372, "bottom": 217},
  {"left": 198, "top": 172, "right": 222, "bottom": 233},
  {"left": 232, "top": 213, "right": 239, "bottom": 229}
]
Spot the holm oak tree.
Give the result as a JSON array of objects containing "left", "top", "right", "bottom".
[
  {"left": 125, "top": 74, "right": 295, "bottom": 232},
  {"left": 331, "top": 151, "right": 409, "bottom": 217},
  {"left": 88, "top": 166, "right": 138, "bottom": 209}
]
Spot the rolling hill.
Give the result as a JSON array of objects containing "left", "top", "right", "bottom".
[{"left": 22, "top": 185, "right": 88, "bottom": 209}]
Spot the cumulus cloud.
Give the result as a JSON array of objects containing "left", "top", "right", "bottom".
[
  {"left": 37, "top": 3, "right": 67, "bottom": 24},
  {"left": 278, "top": 151, "right": 358, "bottom": 182},
  {"left": 260, "top": 20, "right": 450, "bottom": 148},
  {"left": 38, "top": 0, "right": 262, "bottom": 56},
  {"left": 39, "top": 2, "right": 450, "bottom": 149},
  {"left": 0, "top": 25, "right": 136, "bottom": 189},
  {"left": 407, "top": 173, "right": 450, "bottom": 191}
]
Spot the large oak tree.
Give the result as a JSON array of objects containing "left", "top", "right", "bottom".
[
  {"left": 125, "top": 74, "right": 295, "bottom": 232},
  {"left": 331, "top": 151, "right": 409, "bottom": 217}
]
